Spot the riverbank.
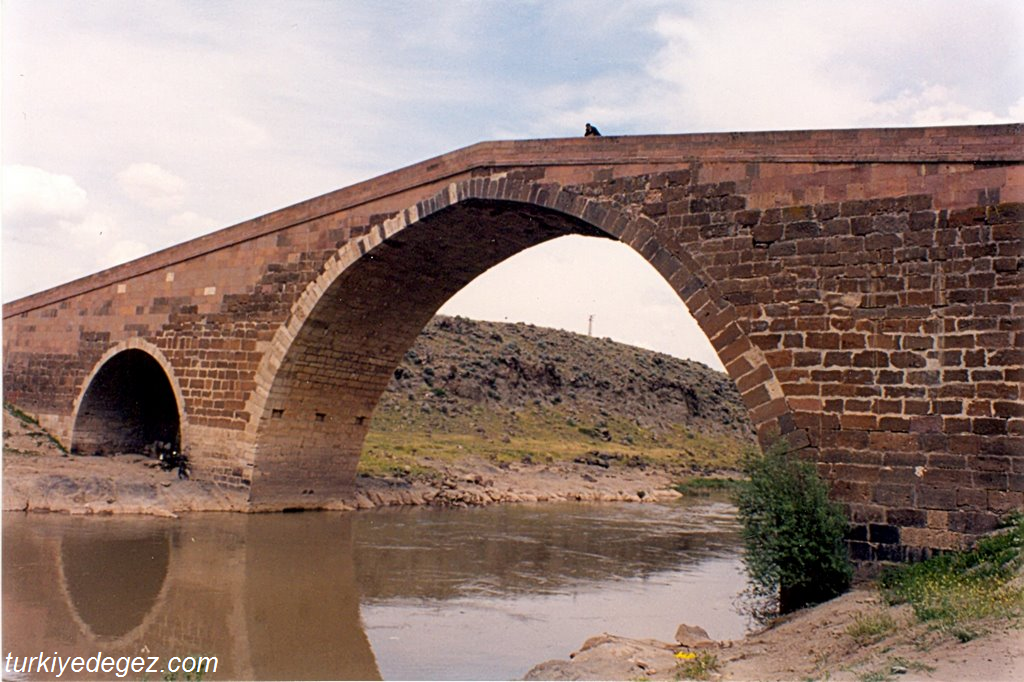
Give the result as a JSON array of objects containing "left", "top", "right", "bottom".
[
  {"left": 528, "top": 516, "right": 1024, "bottom": 681},
  {"left": 2, "top": 407, "right": 688, "bottom": 515},
  {"left": 525, "top": 585, "right": 1023, "bottom": 681}
]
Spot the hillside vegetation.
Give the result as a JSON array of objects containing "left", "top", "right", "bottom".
[{"left": 361, "top": 316, "right": 755, "bottom": 479}]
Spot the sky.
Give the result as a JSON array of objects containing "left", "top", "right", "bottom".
[{"left": 3, "top": 1, "right": 1022, "bottom": 371}]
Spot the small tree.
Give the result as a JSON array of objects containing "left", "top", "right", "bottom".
[{"left": 736, "top": 439, "right": 852, "bottom": 615}]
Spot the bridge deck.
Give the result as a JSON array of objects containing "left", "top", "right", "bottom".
[{"left": 6, "top": 124, "right": 1021, "bottom": 318}]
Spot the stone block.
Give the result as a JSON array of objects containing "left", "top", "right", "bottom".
[
  {"left": 886, "top": 508, "right": 927, "bottom": 528},
  {"left": 869, "top": 523, "right": 901, "bottom": 544}
]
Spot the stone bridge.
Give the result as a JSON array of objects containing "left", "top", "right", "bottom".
[{"left": 4, "top": 124, "right": 1022, "bottom": 560}]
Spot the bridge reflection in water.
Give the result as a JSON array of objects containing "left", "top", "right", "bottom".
[
  {"left": 3, "top": 499, "right": 746, "bottom": 680},
  {"left": 3, "top": 514, "right": 380, "bottom": 680}
]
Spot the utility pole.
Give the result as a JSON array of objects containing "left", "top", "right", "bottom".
[{"left": 588, "top": 314, "right": 594, "bottom": 336}]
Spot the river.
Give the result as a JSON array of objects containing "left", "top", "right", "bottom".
[{"left": 2, "top": 497, "right": 748, "bottom": 680}]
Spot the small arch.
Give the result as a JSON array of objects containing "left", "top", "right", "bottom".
[{"left": 71, "top": 340, "right": 185, "bottom": 456}]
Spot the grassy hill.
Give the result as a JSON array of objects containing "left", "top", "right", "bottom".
[{"left": 361, "top": 316, "right": 755, "bottom": 478}]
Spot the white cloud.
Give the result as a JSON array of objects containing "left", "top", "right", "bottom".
[
  {"left": 61, "top": 210, "right": 119, "bottom": 245},
  {"left": 546, "top": 0, "right": 1024, "bottom": 134},
  {"left": 1010, "top": 96, "right": 1024, "bottom": 121},
  {"left": 870, "top": 84, "right": 1013, "bottom": 127},
  {"left": 0, "top": 165, "right": 144, "bottom": 296},
  {"left": 2, "top": 207, "right": 131, "bottom": 297},
  {"left": 220, "top": 113, "right": 271, "bottom": 148},
  {"left": 168, "top": 211, "right": 220, "bottom": 233},
  {"left": 645, "top": 6, "right": 870, "bottom": 131},
  {"left": 116, "top": 162, "right": 187, "bottom": 210},
  {"left": 106, "top": 239, "right": 150, "bottom": 267},
  {"left": 1, "top": 165, "right": 88, "bottom": 221}
]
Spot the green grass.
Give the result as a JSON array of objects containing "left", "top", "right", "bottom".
[
  {"left": 360, "top": 402, "right": 749, "bottom": 478},
  {"left": 674, "top": 651, "right": 720, "bottom": 680},
  {"left": 4, "top": 401, "right": 39, "bottom": 426},
  {"left": 879, "top": 514, "right": 1024, "bottom": 632},
  {"left": 3, "top": 401, "right": 68, "bottom": 454}
]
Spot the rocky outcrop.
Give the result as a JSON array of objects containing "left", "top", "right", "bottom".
[{"left": 381, "top": 315, "right": 753, "bottom": 442}]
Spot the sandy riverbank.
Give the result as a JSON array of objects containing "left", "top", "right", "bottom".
[{"left": 525, "top": 586, "right": 1023, "bottom": 681}]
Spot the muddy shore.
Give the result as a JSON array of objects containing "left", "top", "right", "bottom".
[{"left": 2, "top": 449, "right": 686, "bottom": 516}]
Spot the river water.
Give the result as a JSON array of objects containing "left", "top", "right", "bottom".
[{"left": 3, "top": 497, "right": 748, "bottom": 680}]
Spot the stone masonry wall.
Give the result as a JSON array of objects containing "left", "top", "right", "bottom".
[{"left": 563, "top": 166, "right": 1022, "bottom": 561}]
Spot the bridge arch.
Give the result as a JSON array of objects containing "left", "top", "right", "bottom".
[
  {"left": 71, "top": 339, "right": 185, "bottom": 457},
  {"left": 246, "top": 179, "right": 796, "bottom": 507}
]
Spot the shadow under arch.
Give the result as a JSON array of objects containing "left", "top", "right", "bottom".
[
  {"left": 247, "top": 180, "right": 797, "bottom": 508},
  {"left": 71, "top": 340, "right": 185, "bottom": 456}
]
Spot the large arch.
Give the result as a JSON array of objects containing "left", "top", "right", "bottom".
[
  {"left": 71, "top": 340, "right": 185, "bottom": 457},
  {"left": 245, "top": 181, "right": 796, "bottom": 508}
]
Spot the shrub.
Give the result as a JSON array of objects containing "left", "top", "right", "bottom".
[{"left": 735, "top": 439, "right": 852, "bottom": 615}]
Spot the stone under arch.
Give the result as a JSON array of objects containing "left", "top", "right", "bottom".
[
  {"left": 71, "top": 340, "right": 185, "bottom": 457},
  {"left": 246, "top": 180, "right": 795, "bottom": 508}
]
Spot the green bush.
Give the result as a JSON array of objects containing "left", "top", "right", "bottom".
[{"left": 736, "top": 439, "right": 851, "bottom": 615}]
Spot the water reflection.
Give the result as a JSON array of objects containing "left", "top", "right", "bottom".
[
  {"left": 4, "top": 515, "right": 379, "bottom": 680},
  {"left": 60, "top": 525, "right": 171, "bottom": 640},
  {"left": 3, "top": 499, "right": 745, "bottom": 680},
  {"left": 243, "top": 516, "right": 379, "bottom": 680}
]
